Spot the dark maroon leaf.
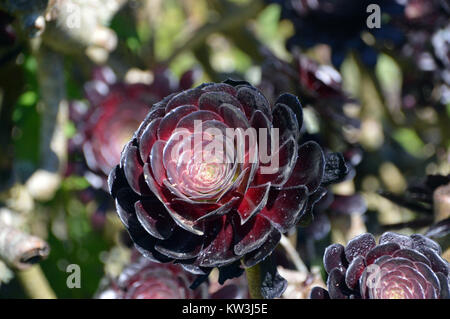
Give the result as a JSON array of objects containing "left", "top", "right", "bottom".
[
  {"left": 309, "top": 287, "right": 330, "bottom": 299},
  {"left": 321, "top": 152, "right": 348, "bottom": 185},
  {"left": 283, "top": 141, "right": 325, "bottom": 193},
  {"left": 323, "top": 243, "right": 347, "bottom": 273},
  {"left": 345, "top": 256, "right": 366, "bottom": 289},
  {"left": 379, "top": 232, "right": 414, "bottom": 249},
  {"left": 344, "top": 233, "right": 376, "bottom": 263},
  {"left": 259, "top": 254, "right": 287, "bottom": 299}
]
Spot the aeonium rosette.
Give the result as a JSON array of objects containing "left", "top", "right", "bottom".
[
  {"left": 109, "top": 79, "right": 347, "bottom": 281},
  {"left": 311, "top": 232, "right": 450, "bottom": 299},
  {"left": 97, "top": 256, "right": 208, "bottom": 299}
]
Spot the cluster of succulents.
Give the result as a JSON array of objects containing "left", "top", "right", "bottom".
[
  {"left": 311, "top": 232, "right": 450, "bottom": 299},
  {"left": 2, "top": 0, "right": 449, "bottom": 302},
  {"left": 38, "top": 1, "right": 450, "bottom": 299}
]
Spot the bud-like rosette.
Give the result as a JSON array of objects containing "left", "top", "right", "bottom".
[
  {"left": 311, "top": 232, "right": 450, "bottom": 299},
  {"left": 259, "top": 52, "right": 360, "bottom": 130},
  {"left": 97, "top": 256, "right": 208, "bottom": 299},
  {"left": 70, "top": 67, "right": 196, "bottom": 188},
  {"left": 109, "top": 80, "right": 338, "bottom": 275}
]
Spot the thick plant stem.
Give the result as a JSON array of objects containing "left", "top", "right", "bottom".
[
  {"left": 280, "top": 235, "right": 308, "bottom": 274},
  {"left": 245, "top": 263, "right": 263, "bottom": 299},
  {"left": 17, "top": 265, "right": 57, "bottom": 299}
]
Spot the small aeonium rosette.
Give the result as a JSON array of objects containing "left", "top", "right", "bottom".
[
  {"left": 97, "top": 256, "right": 208, "bottom": 299},
  {"left": 311, "top": 232, "right": 450, "bottom": 299}
]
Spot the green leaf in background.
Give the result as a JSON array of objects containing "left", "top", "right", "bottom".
[
  {"left": 393, "top": 128, "right": 425, "bottom": 158},
  {"left": 61, "top": 176, "right": 90, "bottom": 192},
  {"left": 155, "top": 1, "right": 185, "bottom": 61},
  {"left": 17, "top": 91, "right": 38, "bottom": 108}
]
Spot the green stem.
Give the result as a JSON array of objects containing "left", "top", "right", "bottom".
[
  {"left": 245, "top": 263, "right": 263, "bottom": 299},
  {"left": 280, "top": 235, "right": 308, "bottom": 273},
  {"left": 17, "top": 265, "right": 57, "bottom": 299}
]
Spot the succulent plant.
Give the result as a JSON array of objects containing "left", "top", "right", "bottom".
[
  {"left": 267, "top": 0, "right": 405, "bottom": 67},
  {"left": 97, "top": 256, "right": 208, "bottom": 299},
  {"left": 311, "top": 232, "right": 450, "bottom": 299},
  {"left": 108, "top": 79, "right": 347, "bottom": 280}
]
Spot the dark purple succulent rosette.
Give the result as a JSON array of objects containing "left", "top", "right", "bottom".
[
  {"left": 311, "top": 232, "right": 450, "bottom": 299},
  {"left": 267, "top": 0, "right": 405, "bottom": 67},
  {"left": 97, "top": 256, "right": 208, "bottom": 299},
  {"left": 109, "top": 79, "right": 344, "bottom": 281}
]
